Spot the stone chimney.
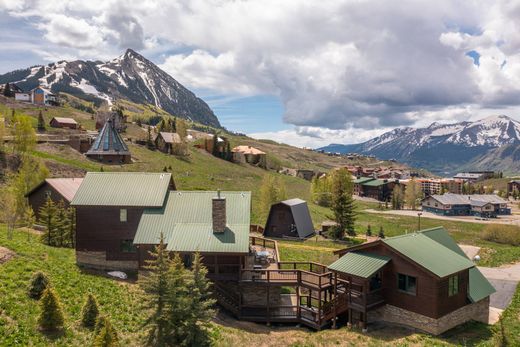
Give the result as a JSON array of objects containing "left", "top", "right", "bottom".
[{"left": 212, "top": 190, "right": 226, "bottom": 233}]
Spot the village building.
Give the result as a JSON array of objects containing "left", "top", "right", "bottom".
[
  {"left": 85, "top": 118, "right": 131, "bottom": 164},
  {"left": 353, "top": 177, "right": 400, "bottom": 201},
  {"left": 31, "top": 86, "right": 58, "bottom": 106},
  {"left": 507, "top": 180, "right": 520, "bottom": 196},
  {"left": 330, "top": 227, "right": 495, "bottom": 335},
  {"left": 264, "top": 198, "right": 315, "bottom": 239},
  {"left": 71, "top": 172, "right": 176, "bottom": 271},
  {"left": 422, "top": 194, "right": 510, "bottom": 217},
  {"left": 415, "top": 178, "right": 464, "bottom": 196},
  {"left": 452, "top": 172, "right": 494, "bottom": 183},
  {"left": 320, "top": 220, "right": 339, "bottom": 235},
  {"left": 154, "top": 131, "right": 187, "bottom": 155},
  {"left": 231, "top": 145, "right": 266, "bottom": 168},
  {"left": 26, "top": 178, "right": 83, "bottom": 219},
  {"left": 50, "top": 117, "right": 79, "bottom": 129},
  {"left": 296, "top": 169, "right": 316, "bottom": 181}
]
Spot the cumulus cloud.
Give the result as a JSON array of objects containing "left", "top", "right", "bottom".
[{"left": 4, "top": 0, "right": 520, "bottom": 139}]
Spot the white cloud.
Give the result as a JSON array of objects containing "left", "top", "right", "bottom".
[{"left": 5, "top": 0, "right": 520, "bottom": 142}]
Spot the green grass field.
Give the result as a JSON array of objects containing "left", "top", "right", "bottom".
[{"left": 1, "top": 228, "right": 518, "bottom": 347}]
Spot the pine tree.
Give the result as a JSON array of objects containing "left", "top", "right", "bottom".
[
  {"left": 183, "top": 253, "right": 216, "bottom": 347},
  {"left": 164, "top": 253, "right": 191, "bottom": 345},
  {"left": 93, "top": 317, "right": 120, "bottom": 347},
  {"left": 139, "top": 234, "right": 171, "bottom": 347},
  {"left": 81, "top": 293, "right": 100, "bottom": 328},
  {"left": 147, "top": 126, "right": 154, "bottom": 149},
  {"left": 55, "top": 200, "right": 68, "bottom": 247},
  {"left": 331, "top": 168, "right": 356, "bottom": 238},
  {"left": 378, "top": 226, "right": 385, "bottom": 239},
  {"left": 39, "top": 197, "right": 57, "bottom": 246},
  {"left": 366, "top": 224, "right": 372, "bottom": 237},
  {"left": 3, "top": 83, "right": 11, "bottom": 97},
  {"left": 211, "top": 133, "right": 219, "bottom": 156},
  {"left": 38, "top": 287, "right": 65, "bottom": 331},
  {"left": 28, "top": 271, "right": 50, "bottom": 299},
  {"left": 37, "top": 110, "right": 46, "bottom": 131}
]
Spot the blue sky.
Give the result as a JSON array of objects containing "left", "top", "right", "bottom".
[{"left": 2, "top": 1, "right": 520, "bottom": 148}]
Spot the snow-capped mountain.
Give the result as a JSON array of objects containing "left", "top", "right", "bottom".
[
  {"left": 0, "top": 49, "right": 220, "bottom": 127},
  {"left": 320, "top": 115, "right": 520, "bottom": 174}
]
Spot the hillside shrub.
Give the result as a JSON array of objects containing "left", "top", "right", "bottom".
[
  {"left": 38, "top": 288, "right": 65, "bottom": 331},
  {"left": 81, "top": 294, "right": 100, "bottom": 328},
  {"left": 482, "top": 224, "right": 520, "bottom": 246},
  {"left": 28, "top": 271, "right": 50, "bottom": 299},
  {"left": 93, "top": 317, "right": 119, "bottom": 347}
]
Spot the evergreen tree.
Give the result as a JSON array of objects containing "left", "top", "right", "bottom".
[
  {"left": 38, "top": 287, "right": 65, "bottom": 331},
  {"left": 183, "top": 253, "right": 215, "bottom": 347},
  {"left": 55, "top": 200, "right": 68, "bottom": 247},
  {"left": 331, "top": 168, "right": 356, "bottom": 238},
  {"left": 81, "top": 293, "right": 100, "bottom": 328},
  {"left": 93, "top": 317, "right": 120, "bottom": 347},
  {"left": 211, "top": 133, "right": 219, "bottom": 156},
  {"left": 378, "top": 226, "right": 385, "bottom": 239},
  {"left": 66, "top": 207, "right": 76, "bottom": 247},
  {"left": 28, "top": 271, "right": 50, "bottom": 299},
  {"left": 3, "top": 83, "right": 11, "bottom": 97},
  {"left": 140, "top": 234, "right": 171, "bottom": 347},
  {"left": 366, "top": 224, "right": 372, "bottom": 237},
  {"left": 147, "top": 126, "right": 154, "bottom": 149},
  {"left": 39, "top": 197, "right": 57, "bottom": 246},
  {"left": 158, "top": 119, "right": 166, "bottom": 132},
  {"left": 37, "top": 110, "right": 46, "bottom": 131},
  {"left": 164, "top": 253, "right": 191, "bottom": 345},
  {"left": 171, "top": 117, "right": 177, "bottom": 133}
]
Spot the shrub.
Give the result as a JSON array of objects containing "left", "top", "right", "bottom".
[
  {"left": 378, "top": 226, "right": 385, "bottom": 239},
  {"left": 28, "top": 271, "right": 50, "bottom": 299},
  {"left": 482, "top": 224, "right": 520, "bottom": 246},
  {"left": 93, "top": 316, "right": 119, "bottom": 347},
  {"left": 81, "top": 294, "right": 100, "bottom": 328},
  {"left": 38, "top": 288, "right": 64, "bottom": 331},
  {"left": 366, "top": 224, "right": 372, "bottom": 237}
]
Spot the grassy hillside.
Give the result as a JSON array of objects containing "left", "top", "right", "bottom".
[{"left": 1, "top": 228, "right": 518, "bottom": 346}]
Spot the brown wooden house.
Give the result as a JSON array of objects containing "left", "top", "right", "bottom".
[
  {"left": 71, "top": 172, "right": 176, "bottom": 271},
  {"left": 155, "top": 132, "right": 188, "bottom": 156},
  {"left": 329, "top": 227, "right": 495, "bottom": 334},
  {"left": 26, "top": 178, "right": 83, "bottom": 219},
  {"left": 264, "top": 199, "right": 315, "bottom": 239},
  {"left": 50, "top": 117, "right": 78, "bottom": 129}
]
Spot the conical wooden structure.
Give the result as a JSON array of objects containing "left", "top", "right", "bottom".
[{"left": 86, "top": 118, "right": 131, "bottom": 164}]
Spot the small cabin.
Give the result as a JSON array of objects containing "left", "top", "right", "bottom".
[
  {"left": 264, "top": 198, "right": 315, "bottom": 239},
  {"left": 25, "top": 178, "right": 83, "bottom": 219},
  {"left": 232, "top": 145, "right": 266, "bottom": 168},
  {"left": 50, "top": 117, "right": 78, "bottom": 129},
  {"left": 155, "top": 132, "right": 187, "bottom": 155}
]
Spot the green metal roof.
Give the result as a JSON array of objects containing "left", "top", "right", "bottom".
[
  {"left": 71, "top": 172, "right": 173, "bottom": 207},
  {"left": 468, "top": 267, "right": 496, "bottom": 302},
  {"left": 328, "top": 252, "right": 391, "bottom": 278},
  {"left": 353, "top": 177, "right": 375, "bottom": 184},
  {"left": 383, "top": 233, "right": 475, "bottom": 278},
  {"left": 134, "top": 191, "right": 251, "bottom": 254},
  {"left": 419, "top": 227, "right": 495, "bottom": 301}
]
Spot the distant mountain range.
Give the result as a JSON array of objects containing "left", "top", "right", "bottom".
[
  {"left": 0, "top": 49, "right": 220, "bottom": 127},
  {"left": 320, "top": 115, "right": 520, "bottom": 175}
]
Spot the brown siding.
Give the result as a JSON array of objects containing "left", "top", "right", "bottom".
[
  {"left": 348, "top": 243, "right": 469, "bottom": 319},
  {"left": 50, "top": 119, "right": 78, "bottom": 129},
  {"left": 28, "top": 183, "right": 70, "bottom": 220},
  {"left": 76, "top": 206, "right": 143, "bottom": 262},
  {"left": 264, "top": 204, "right": 297, "bottom": 238}
]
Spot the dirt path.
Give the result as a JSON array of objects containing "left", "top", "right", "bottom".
[{"left": 0, "top": 246, "right": 15, "bottom": 264}]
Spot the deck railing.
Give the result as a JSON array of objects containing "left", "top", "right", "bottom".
[
  {"left": 240, "top": 268, "right": 333, "bottom": 289},
  {"left": 249, "top": 235, "right": 280, "bottom": 263}
]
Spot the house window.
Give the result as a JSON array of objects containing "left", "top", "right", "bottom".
[
  {"left": 120, "top": 209, "right": 127, "bottom": 222},
  {"left": 120, "top": 240, "right": 136, "bottom": 253},
  {"left": 448, "top": 275, "right": 459, "bottom": 296},
  {"left": 397, "top": 273, "right": 417, "bottom": 295}
]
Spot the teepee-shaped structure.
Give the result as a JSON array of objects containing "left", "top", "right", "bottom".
[{"left": 86, "top": 118, "right": 131, "bottom": 164}]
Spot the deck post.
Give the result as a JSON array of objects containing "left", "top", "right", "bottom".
[
  {"left": 297, "top": 272, "right": 301, "bottom": 320},
  {"left": 332, "top": 272, "right": 337, "bottom": 329},
  {"left": 318, "top": 288, "right": 322, "bottom": 328},
  {"left": 266, "top": 271, "right": 270, "bottom": 326}
]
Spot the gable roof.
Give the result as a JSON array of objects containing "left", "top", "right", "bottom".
[
  {"left": 328, "top": 252, "right": 391, "bottom": 278},
  {"left": 25, "top": 178, "right": 84, "bottom": 202},
  {"left": 420, "top": 227, "right": 495, "bottom": 302},
  {"left": 274, "top": 199, "right": 314, "bottom": 238},
  {"left": 231, "top": 145, "right": 266, "bottom": 155},
  {"left": 133, "top": 191, "right": 251, "bottom": 254},
  {"left": 86, "top": 119, "right": 130, "bottom": 156},
  {"left": 382, "top": 232, "right": 474, "bottom": 278},
  {"left": 158, "top": 132, "right": 182, "bottom": 144},
  {"left": 71, "top": 172, "right": 174, "bottom": 207},
  {"left": 51, "top": 117, "right": 78, "bottom": 125},
  {"left": 428, "top": 193, "right": 507, "bottom": 206}
]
